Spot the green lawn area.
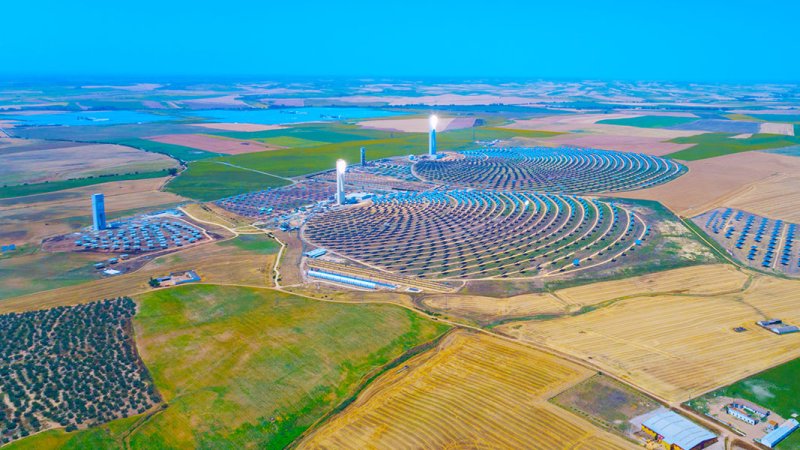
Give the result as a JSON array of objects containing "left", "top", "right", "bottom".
[
  {"left": 689, "top": 356, "right": 800, "bottom": 448},
  {"left": 0, "top": 251, "right": 104, "bottom": 299},
  {"left": 210, "top": 122, "right": 397, "bottom": 143},
  {"left": 218, "top": 233, "right": 280, "bottom": 254},
  {"left": 165, "top": 124, "right": 560, "bottom": 200},
  {"left": 0, "top": 170, "right": 172, "bottom": 199},
  {"left": 219, "top": 126, "right": 561, "bottom": 178},
  {"left": 596, "top": 116, "right": 697, "bottom": 128},
  {"left": 667, "top": 133, "right": 800, "bottom": 160},
  {"left": 164, "top": 161, "right": 290, "bottom": 201},
  {"left": 114, "top": 138, "right": 221, "bottom": 161},
  {"left": 7, "top": 285, "right": 450, "bottom": 449},
  {"left": 258, "top": 136, "right": 327, "bottom": 148}
]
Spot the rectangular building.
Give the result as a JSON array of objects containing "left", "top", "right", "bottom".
[
  {"left": 760, "top": 419, "right": 799, "bottom": 448},
  {"left": 642, "top": 410, "right": 717, "bottom": 450}
]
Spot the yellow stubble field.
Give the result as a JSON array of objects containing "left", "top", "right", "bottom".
[
  {"left": 421, "top": 264, "right": 749, "bottom": 324},
  {"left": 299, "top": 330, "right": 635, "bottom": 449},
  {"left": 497, "top": 275, "right": 800, "bottom": 402}
]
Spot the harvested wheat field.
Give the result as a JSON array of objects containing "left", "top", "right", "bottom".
[
  {"left": 721, "top": 173, "right": 800, "bottom": 222},
  {"left": 498, "top": 275, "right": 800, "bottom": 402},
  {"left": 421, "top": 292, "right": 566, "bottom": 323},
  {"left": 1, "top": 143, "right": 176, "bottom": 185},
  {"left": 540, "top": 133, "right": 694, "bottom": 155},
  {"left": 621, "top": 151, "right": 800, "bottom": 218},
  {"left": 299, "top": 330, "right": 634, "bottom": 450},
  {"left": 419, "top": 265, "right": 747, "bottom": 324},
  {"left": 146, "top": 133, "right": 278, "bottom": 155},
  {"left": 555, "top": 264, "right": 749, "bottom": 305}
]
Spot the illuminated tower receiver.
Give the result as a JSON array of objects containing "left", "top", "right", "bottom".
[
  {"left": 335, "top": 159, "right": 346, "bottom": 205},
  {"left": 92, "top": 193, "right": 107, "bottom": 231},
  {"left": 360, "top": 147, "right": 366, "bottom": 166},
  {"left": 428, "top": 114, "right": 438, "bottom": 156}
]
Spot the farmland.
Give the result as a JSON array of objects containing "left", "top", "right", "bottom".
[
  {"left": 0, "top": 176, "right": 187, "bottom": 246},
  {"left": 667, "top": 133, "right": 800, "bottom": 160},
  {"left": 597, "top": 115, "right": 697, "bottom": 129},
  {"left": 420, "top": 264, "right": 747, "bottom": 325},
  {"left": 689, "top": 356, "right": 800, "bottom": 448},
  {"left": 0, "top": 233, "right": 281, "bottom": 314},
  {"left": 299, "top": 330, "right": 634, "bottom": 449},
  {"left": 4, "top": 285, "right": 450, "bottom": 449},
  {"left": 621, "top": 151, "right": 800, "bottom": 219},
  {"left": 1, "top": 143, "right": 177, "bottom": 187},
  {"left": 497, "top": 274, "right": 800, "bottom": 402},
  {"left": 164, "top": 161, "right": 290, "bottom": 201}
]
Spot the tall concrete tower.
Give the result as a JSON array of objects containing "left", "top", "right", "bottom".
[
  {"left": 92, "top": 193, "right": 107, "bottom": 231},
  {"left": 360, "top": 147, "right": 366, "bottom": 166},
  {"left": 428, "top": 115, "right": 438, "bottom": 156},
  {"left": 335, "top": 159, "right": 346, "bottom": 205}
]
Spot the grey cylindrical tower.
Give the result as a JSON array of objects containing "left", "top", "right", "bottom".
[{"left": 360, "top": 147, "right": 366, "bottom": 166}]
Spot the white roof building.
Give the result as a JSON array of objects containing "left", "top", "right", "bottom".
[{"left": 642, "top": 410, "right": 716, "bottom": 450}]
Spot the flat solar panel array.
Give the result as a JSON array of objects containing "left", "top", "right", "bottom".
[{"left": 701, "top": 207, "right": 800, "bottom": 276}]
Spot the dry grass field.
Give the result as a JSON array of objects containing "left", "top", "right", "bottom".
[
  {"left": 497, "top": 274, "right": 800, "bottom": 402},
  {"left": 0, "top": 236, "right": 275, "bottom": 313},
  {"left": 421, "top": 292, "right": 567, "bottom": 323},
  {"left": 555, "top": 264, "right": 749, "bottom": 305},
  {"left": 299, "top": 330, "right": 635, "bottom": 449},
  {"left": 721, "top": 173, "right": 800, "bottom": 222},
  {"left": 146, "top": 134, "right": 279, "bottom": 155},
  {"left": 419, "top": 264, "right": 747, "bottom": 325},
  {"left": 621, "top": 151, "right": 800, "bottom": 218},
  {"left": 1, "top": 143, "right": 176, "bottom": 185}
]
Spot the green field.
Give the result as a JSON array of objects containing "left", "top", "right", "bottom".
[
  {"left": 688, "top": 357, "right": 800, "bottom": 448},
  {"left": 164, "top": 161, "right": 290, "bottom": 201},
  {"left": 164, "top": 125, "right": 559, "bottom": 200},
  {"left": 114, "top": 138, "right": 221, "bottom": 161},
  {"left": 218, "top": 233, "right": 281, "bottom": 254},
  {"left": 667, "top": 133, "right": 800, "bottom": 160},
  {"left": 0, "top": 170, "right": 172, "bottom": 199},
  {"left": 6, "top": 285, "right": 450, "bottom": 449},
  {"left": 596, "top": 115, "right": 697, "bottom": 128},
  {"left": 217, "top": 126, "right": 560, "bottom": 178},
  {"left": 0, "top": 251, "right": 104, "bottom": 299}
]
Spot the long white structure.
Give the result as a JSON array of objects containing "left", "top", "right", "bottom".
[
  {"left": 336, "top": 159, "right": 346, "bottom": 205},
  {"left": 429, "top": 114, "right": 438, "bottom": 156}
]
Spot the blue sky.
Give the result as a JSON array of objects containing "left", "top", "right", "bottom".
[{"left": 2, "top": 0, "right": 798, "bottom": 82}]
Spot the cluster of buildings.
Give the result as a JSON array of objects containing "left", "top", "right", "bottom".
[{"left": 725, "top": 400, "right": 769, "bottom": 425}]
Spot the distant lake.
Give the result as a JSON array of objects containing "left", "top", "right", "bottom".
[
  {"left": 1, "top": 110, "right": 170, "bottom": 126},
  {"left": 187, "top": 107, "right": 406, "bottom": 125}
]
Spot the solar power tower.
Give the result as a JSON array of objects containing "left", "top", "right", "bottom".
[
  {"left": 429, "top": 115, "right": 438, "bottom": 156},
  {"left": 92, "top": 193, "right": 107, "bottom": 230},
  {"left": 336, "top": 159, "right": 346, "bottom": 205}
]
